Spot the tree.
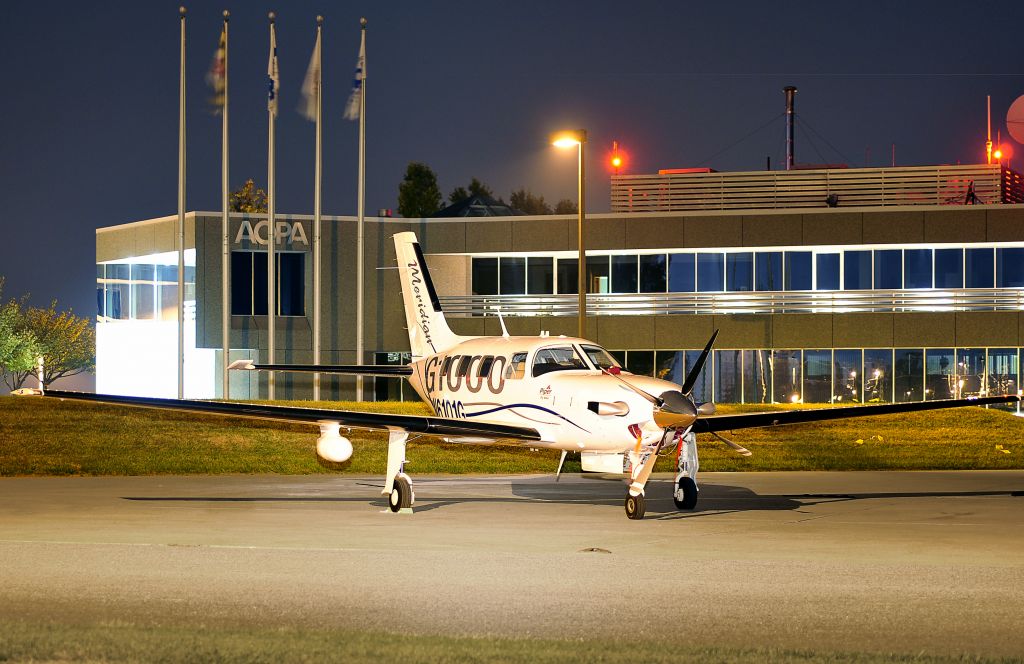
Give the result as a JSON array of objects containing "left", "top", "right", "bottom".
[
  {"left": 509, "top": 188, "right": 552, "bottom": 215},
  {"left": 0, "top": 279, "right": 39, "bottom": 387},
  {"left": 2, "top": 301, "right": 94, "bottom": 390},
  {"left": 447, "top": 186, "right": 469, "bottom": 205},
  {"left": 229, "top": 179, "right": 268, "bottom": 213},
  {"left": 554, "top": 198, "right": 578, "bottom": 214},
  {"left": 397, "top": 162, "right": 442, "bottom": 218},
  {"left": 468, "top": 177, "right": 493, "bottom": 199}
]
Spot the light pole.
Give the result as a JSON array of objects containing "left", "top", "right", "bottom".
[{"left": 552, "top": 129, "right": 587, "bottom": 339}]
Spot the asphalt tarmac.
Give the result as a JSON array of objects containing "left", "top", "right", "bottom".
[{"left": 2, "top": 471, "right": 1023, "bottom": 657}]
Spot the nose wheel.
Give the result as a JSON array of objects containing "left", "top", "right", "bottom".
[{"left": 624, "top": 492, "right": 646, "bottom": 520}]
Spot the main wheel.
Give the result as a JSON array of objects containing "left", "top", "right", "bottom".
[
  {"left": 624, "top": 492, "right": 646, "bottom": 520},
  {"left": 389, "top": 475, "right": 413, "bottom": 512},
  {"left": 673, "top": 476, "right": 698, "bottom": 510}
]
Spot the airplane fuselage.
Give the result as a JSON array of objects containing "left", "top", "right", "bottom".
[{"left": 406, "top": 335, "right": 682, "bottom": 454}]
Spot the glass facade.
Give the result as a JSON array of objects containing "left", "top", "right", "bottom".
[
  {"left": 610, "top": 347, "right": 1022, "bottom": 406},
  {"left": 229, "top": 250, "right": 305, "bottom": 316},
  {"left": 470, "top": 244, "right": 1024, "bottom": 296},
  {"left": 97, "top": 253, "right": 195, "bottom": 322}
]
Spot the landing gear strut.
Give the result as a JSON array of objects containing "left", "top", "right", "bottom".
[
  {"left": 383, "top": 430, "right": 414, "bottom": 513},
  {"left": 673, "top": 431, "right": 699, "bottom": 510}
]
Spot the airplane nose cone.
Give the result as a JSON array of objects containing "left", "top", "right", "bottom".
[{"left": 653, "top": 390, "right": 698, "bottom": 429}]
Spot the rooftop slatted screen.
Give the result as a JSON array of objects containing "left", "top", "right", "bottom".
[{"left": 611, "top": 164, "right": 1024, "bottom": 212}]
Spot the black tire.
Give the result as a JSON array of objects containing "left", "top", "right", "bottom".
[
  {"left": 389, "top": 475, "right": 413, "bottom": 512},
  {"left": 673, "top": 476, "right": 698, "bottom": 510},
  {"left": 624, "top": 493, "right": 646, "bottom": 520}
]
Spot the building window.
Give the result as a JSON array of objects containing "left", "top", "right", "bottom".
[
  {"left": 756, "top": 252, "right": 783, "bottom": 291},
  {"left": 696, "top": 253, "right": 724, "bottom": 292},
  {"left": 803, "top": 350, "right": 832, "bottom": 403},
  {"left": 934, "top": 248, "right": 963, "bottom": 289},
  {"left": 957, "top": 348, "right": 985, "bottom": 397},
  {"left": 625, "top": 350, "right": 654, "bottom": 377},
  {"left": 611, "top": 255, "right": 639, "bottom": 293},
  {"left": 925, "top": 349, "right": 955, "bottom": 400},
  {"left": 556, "top": 258, "right": 577, "bottom": 294},
  {"left": 833, "top": 349, "right": 862, "bottom": 402},
  {"left": 742, "top": 350, "right": 772, "bottom": 403},
  {"left": 726, "top": 252, "right": 753, "bottom": 292},
  {"left": 527, "top": 257, "right": 554, "bottom": 295},
  {"left": 230, "top": 251, "right": 305, "bottom": 316},
  {"left": 816, "top": 253, "right": 840, "bottom": 291},
  {"left": 987, "top": 348, "right": 1018, "bottom": 396},
  {"left": 715, "top": 350, "right": 742, "bottom": 402},
  {"left": 784, "top": 252, "right": 812, "bottom": 291},
  {"left": 874, "top": 250, "right": 902, "bottom": 290},
  {"left": 996, "top": 248, "right": 1024, "bottom": 287},
  {"left": 499, "top": 257, "right": 526, "bottom": 295},
  {"left": 904, "top": 249, "right": 932, "bottom": 289},
  {"left": 684, "top": 349, "right": 712, "bottom": 402},
  {"left": 894, "top": 348, "right": 924, "bottom": 402},
  {"left": 586, "top": 256, "right": 610, "bottom": 293},
  {"left": 845, "top": 251, "right": 872, "bottom": 290},
  {"left": 472, "top": 257, "right": 498, "bottom": 295},
  {"left": 655, "top": 350, "right": 684, "bottom": 384},
  {"left": 639, "top": 254, "right": 667, "bottom": 293},
  {"left": 864, "top": 349, "right": 892, "bottom": 402},
  {"left": 668, "top": 253, "right": 695, "bottom": 292},
  {"left": 965, "top": 248, "right": 994, "bottom": 288}
]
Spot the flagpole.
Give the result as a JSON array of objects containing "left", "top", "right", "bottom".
[
  {"left": 313, "top": 16, "right": 323, "bottom": 401},
  {"left": 221, "top": 10, "right": 230, "bottom": 400},
  {"left": 355, "top": 17, "right": 367, "bottom": 402},
  {"left": 177, "top": 6, "right": 187, "bottom": 401},
  {"left": 267, "top": 12, "right": 277, "bottom": 401}
]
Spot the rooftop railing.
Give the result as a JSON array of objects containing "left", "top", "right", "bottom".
[
  {"left": 610, "top": 164, "right": 1024, "bottom": 213},
  {"left": 439, "top": 289, "right": 1024, "bottom": 317}
]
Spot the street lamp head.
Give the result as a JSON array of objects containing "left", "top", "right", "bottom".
[{"left": 552, "top": 129, "right": 587, "bottom": 148}]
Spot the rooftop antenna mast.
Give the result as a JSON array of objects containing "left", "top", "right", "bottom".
[
  {"left": 986, "top": 95, "right": 993, "bottom": 165},
  {"left": 784, "top": 86, "right": 797, "bottom": 170}
]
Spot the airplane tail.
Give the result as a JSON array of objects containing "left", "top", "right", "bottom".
[{"left": 393, "top": 231, "right": 464, "bottom": 357}]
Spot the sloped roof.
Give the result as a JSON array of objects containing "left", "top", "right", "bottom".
[{"left": 431, "top": 194, "right": 524, "bottom": 218}]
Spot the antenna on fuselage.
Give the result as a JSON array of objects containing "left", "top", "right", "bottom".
[{"left": 495, "top": 307, "right": 510, "bottom": 338}]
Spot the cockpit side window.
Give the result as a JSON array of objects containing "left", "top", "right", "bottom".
[
  {"left": 532, "top": 346, "right": 587, "bottom": 377},
  {"left": 580, "top": 344, "right": 621, "bottom": 371},
  {"left": 505, "top": 352, "right": 528, "bottom": 379}
]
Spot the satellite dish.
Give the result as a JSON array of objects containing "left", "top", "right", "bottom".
[{"left": 1008, "top": 95, "right": 1024, "bottom": 144}]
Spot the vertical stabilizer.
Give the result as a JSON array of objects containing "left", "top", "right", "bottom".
[{"left": 393, "top": 232, "right": 463, "bottom": 357}]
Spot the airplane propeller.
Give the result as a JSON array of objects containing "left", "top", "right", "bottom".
[{"left": 603, "top": 330, "right": 747, "bottom": 454}]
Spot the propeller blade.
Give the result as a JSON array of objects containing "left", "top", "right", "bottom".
[
  {"left": 681, "top": 329, "right": 719, "bottom": 396},
  {"left": 603, "top": 368, "right": 661, "bottom": 406},
  {"left": 710, "top": 431, "right": 752, "bottom": 457},
  {"left": 555, "top": 450, "right": 568, "bottom": 481}
]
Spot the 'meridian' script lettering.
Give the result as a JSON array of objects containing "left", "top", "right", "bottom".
[
  {"left": 234, "top": 220, "right": 309, "bottom": 246},
  {"left": 408, "top": 261, "right": 434, "bottom": 350}
]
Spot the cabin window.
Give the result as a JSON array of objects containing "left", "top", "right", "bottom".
[
  {"left": 532, "top": 346, "right": 587, "bottom": 377},
  {"left": 505, "top": 352, "right": 528, "bottom": 379},
  {"left": 478, "top": 356, "right": 495, "bottom": 377}
]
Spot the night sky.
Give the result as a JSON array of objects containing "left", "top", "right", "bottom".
[{"left": 2, "top": 0, "right": 1023, "bottom": 322}]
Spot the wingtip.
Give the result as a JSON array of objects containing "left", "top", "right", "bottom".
[{"left": 227, "top": 359, "right": 256, "bottom": 371}]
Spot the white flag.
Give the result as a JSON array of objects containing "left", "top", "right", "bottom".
[
  {"left": 267, "top": 23, "right": 279, "bottom": 116},
  {"left": 343, "top": 30, "right": 365, "bottom": 121},
  {"left": 299, "top": 30, "right": 321, "bottom": 121}
]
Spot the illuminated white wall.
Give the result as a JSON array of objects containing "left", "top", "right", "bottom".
[{"left": 96, "top": 318, "right": 216, "bottom": 398}]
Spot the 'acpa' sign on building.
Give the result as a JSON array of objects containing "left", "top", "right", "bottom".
[{"left": 234, "top": 219, "right": 308, "bottom": 246}]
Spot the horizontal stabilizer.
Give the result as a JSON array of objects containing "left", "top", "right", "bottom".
[{"left": 229, "top": 362, "right": 413, "bottom": 377}]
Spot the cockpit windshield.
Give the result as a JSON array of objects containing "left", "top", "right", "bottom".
[
  {"left": 580, "top": 344, "right": 621, "bottom": 371},
  {"left": 532, "top": 346, "right": 588, "bottom": 377}
]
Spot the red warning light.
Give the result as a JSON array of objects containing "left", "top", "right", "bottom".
[{"left": 608, "top": 140, "right": 627, "bottom": 174}]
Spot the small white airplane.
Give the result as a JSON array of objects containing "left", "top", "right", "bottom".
[{"left": 26, "top": 232, "right": 1019, "bottom": 519}]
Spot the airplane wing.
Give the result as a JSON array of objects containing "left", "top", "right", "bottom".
[
  {"left": 33, "top": 389, "right": 540, "bottom": 442},
  {"left": 228, "top": 360, "right": 413, "bottom": 377},
  {"left": 693, "top": 395, "right": 1019, "bottom": 433}
]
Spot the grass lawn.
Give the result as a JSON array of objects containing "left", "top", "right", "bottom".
[
  {"left": 0, "top": 395, "right": 1022, "bottom": 476},
  {"left": 0, "top": 620, "right": 1016, "bottom": 664}
]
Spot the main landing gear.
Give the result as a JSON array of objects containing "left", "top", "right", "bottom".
[
  {"left": 623, "top": 430, "right": 700, "bottom": 520},
  {"left": 383, "top": 431, "right": 414, "bottom": 513}
]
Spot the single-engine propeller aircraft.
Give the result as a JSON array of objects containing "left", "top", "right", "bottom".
[{"left": 23, "top": 232, "right": 1019, "bottom": 519}]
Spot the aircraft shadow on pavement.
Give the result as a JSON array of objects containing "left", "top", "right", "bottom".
[{"left": 121, "top": 480, "right": 1021, "bottom": 518}]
